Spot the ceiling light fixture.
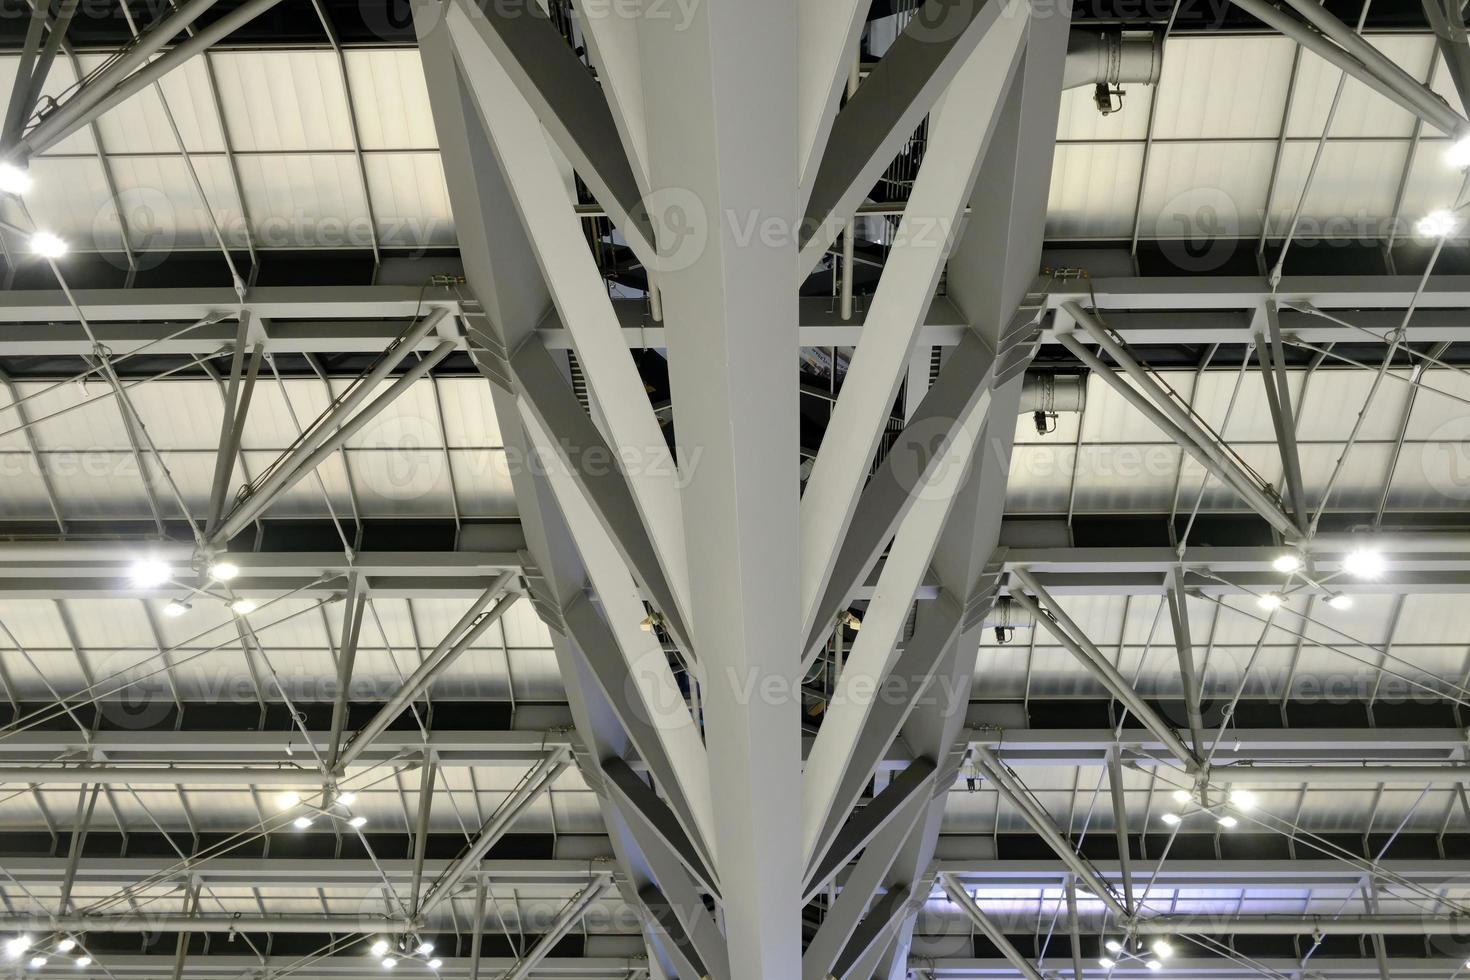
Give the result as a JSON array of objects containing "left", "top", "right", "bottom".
[
  {"left": 292, "top": 816, "right": 313, "bottom": 830},
  {"left": 415, "top": 943, "right": 434, "bottom": 956},
  {"left": 348, "top": 815, "right": 368, "bottom": 829},
  {"left": 369, "top": 941, "right": 390, "bottom": 958},
  {"left": 0, "top": 163, "right": 33, "bottom": 195},
  {"left": 1160, "top": 812, "right": 1182, "bottom": 826},
  {"left": 1272, "top": 553, "right": 1302, "bottom": 573},
  {"left": 1171, "top": 789, "right": 1191, "bottom": 804},
  {"left": 1228, "top": 789, "right": 1256, "bottom": 811},
  {"left": 381, "top": 958, "right": 397, "bottom": 970},
  {"left": 427, "top": 959, "right": 442, "bottom": 971},
  {"left": 163, "top": 599, "right": 190, "bottom": 617},
  {"left": 128, "top": 560, "right": 172, "bottom": 589},
  {"left": 1104, "top": 940, "right": 1124, "bottom": 953},
  {"left": 1217, "top": 815, "right": 1239, "bottom": 829},
  {"left": 1342, "top": 549, "right": 1385, "bottom": 579},
  {"left": 1256, "top": 593, "right": 1282, "bottom": 611},
  {"left": 1152, "top": 940, "right": 1174, "bottom": 959},
  {"left": 1099, "top": 958, "right": 1117, "bottom": 970},
  {"left": 73, "top": 957, "right": 90, "bottom": 968},
  {"left": 230, "top": 598, "right": 256, "bottom": 615},
  {"left": 29, "top": 956, "right": 47, "bottom": 969},
  {"left": 30, "top": 231, "right": 66, "bottom": 258},
  {"left": 335, "top": 792, "right": 356, "bottom": 806},
  {"left": 209, "top": 561, "right": 240, "bottom": 581},
  {"left": 1447, "top": 134, "right": 1470, "bottom": 168},
  {"left": 1418, "top": 209, "right": 1461, "bottom": 239},
  {"left": 1145, "top": 959, "right": 1163, "bottom": 971},
  {"left": 1328, "top": 594, "right": 1353, "bottom": 610},
  {"left": 275, "top": 792, "right": 300, "bottom": 811},
  {"left": 55, "top": 940, "right": 75, "bottom": 954},
  {"left": 7, "top": 936, "right": 32, "bottom": 957}
]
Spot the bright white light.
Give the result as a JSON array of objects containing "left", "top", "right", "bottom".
[
  {"left": 1272, "top": 553, "right": 1302, "bottom": 573},
  {"left": 1171, "top": 789, "right": 1191, "bottom": 804},
  {"left": 0, "top": 163, "right": 32, "bottom": 195},
  {"left": 73, "top": 958, "right": 90, "bottom": 968},
  {"left": 1146, "top": 959, "right": 1163, "bottom": 971},
  {"left": 381, "top": 958, "right": 397, "bottom": 970},
  {"left": 230, "top": 598, "right": 256, "bottom": 615},
  {"left": 209, "top": 561, "right": 240, "bottom": 581},
  {"left": 274, "top": 792, "right": 300, "bottom": 811},
  {"left": 1343, "top": 549, "right": 1385, "bottom": 579},
  {"left": 1099, "top": 958, "right": 1116, "bottom": 970},
  {"left": 30, "top": 231, "right": 66, "bottom": 259},
  {"left": 129, "top": 560, "right": 172, "bottom": 589},
  {"left": 55, "top": 941, "right": 75, "bottom": 954},
  {"left": 348, "top": 816, "right": 367, "bottom": 829},
  {"left": 1328, "top": 594, "right": 1354, "bottom": 610},
  {"left": 369, "top": 941, "right": 390, "bottom": 958},
  {"left": 30, "top": 956, "right": 48, "bottom": 969},
  {"left": 1152, "top": 940, "right": 1174, "bottom": 959},
  {"left": 292, "top": 816, "right": 313, "bottom": 830},
  {"left": 336, "top": 793, "right": 357, "bottom": 806},
  {"left": 1229, "top": 789, "right": 1257, "bottom": 811},
  {"left": 1160, "top": 812, "right": 1182, "bottom": 826},
  {"left": 1419, "top": 209, "right": 1461, "bottom": 239},
  {"left": 7, "top": 936, "right": 32, "bottom": 957},
  {"left": 1256, "top": 593, "right": 1282, "bottom": 610},
  {"left": 1104, "top": 940, "right": 1124, "bottom": 953},
  {"left": 1448, "top": 134, "right": 1470, "bottom": 168},
  {"left": 415, "top": 943, "right": 434, "bottom": 956},
  {"left": 163, "top": 600, "right": 189, "bottom": 618},
  {"left": 427, "top": 960, "right": 442, "bottom": 971},
  {"left": 1217, "top": 815, "right": 1239, "bottom": 829}
]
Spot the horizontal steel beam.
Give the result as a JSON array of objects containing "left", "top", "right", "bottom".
[
  {"left": 0, "top": 914, "right": 410, "bottom": 934},
  {"left": 1132, "top": 915, "right": 1470, "bottom": 935},
  {"left": 0, "top": 955, "right": 647, "bottom": 979},
  {"left": 923, "top": 958, "right": 1470, "bottom": 978},
  {"left": 0, "top": 766, "right": 327, "bottom": 786}
]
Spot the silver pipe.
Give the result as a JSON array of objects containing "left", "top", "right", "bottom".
[
  {"left": 1063, "top": 31, "right": 1164, "bottom": 90},
  {"left": 335, "top": 579, "right": 517, "bottom": 772},
  {"left": 212, "top": 331, "right": 452, "bottom": 543}
]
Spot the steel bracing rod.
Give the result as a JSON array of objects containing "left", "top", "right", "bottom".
[
  {"left": 444, "top": 0, "right": 655, "bottom": 262},
  {"left": 1060, "top": 303, "right": 1299, "bottom": 539},
  {"left": 1133, "top": 915, "right": 1470, "bottom": 936},
  {"left": 1253, "top": 303, "right": 1308, "bottom": 529},
  {"left": 213, "top": 337, "right": 455, "bottom": 544},
  {"left": 409, "top": 760, "right": 437, "bottom": 914},
  {"left": 1275, "top": 0, "right": 1467, "bottom": 137},
  {"left": 804, "top": 758, "right": 938, "bottom": 904},
  {"left": 1050, "top": 331, "right": 1295, "bottom": 538},
  {"left": 1009, "top": 571, "right": 1198, "bottom": 768},
  {"left": 941, "top": 876, "right": 1046, "bottom": 980},
  {"left": 326, "top": 573, "right": 366, "bottom": 771},
  {"left": 799, "top": 0, "right": 1020, "bottom": 268},
  {"left": 19, "top": 0, "right": 79, "bottom": 134},
  {"left": 22, "top": 0, "right": 288, "bottom": 157},
  {"left": 797, "top": 17, "right": 1025, "bottom": 643},
  {"left": 206, "top": 318, "right": 262, "bottom": 535},
  {"left": 14, "top": 0, "right": 222, "bottom": 156},
  {"left": 2, "top": 0, "right": 48, "bottom": 150},
  {"left": 500, "top": 877, "right": 613, "bottom": 980},
  {"left": 0, "top": 767, "right": 327, "bottom": 786},
  {"left": 1226, "top": 0, "right": 1464, "bottom": 135},
  {"left": 335, "top": 577, "right": 518, "bottom": 772},
  {"left": 0, "top": 915, "right": 413, "bottom": 934},
  {"left": 972, "top": 747, "right": 1130, "bottom": 921},
  {"left": 1105, "top": 748, "right": 1136, "bottom": 916},
  {"left": 208, "top": 307, "right": 444, "bottom": 540},
  {"left": 418, "top": 750, "right": 568, "bottom": 915}
]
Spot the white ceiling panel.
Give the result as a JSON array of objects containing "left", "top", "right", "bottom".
[
  {"left": 211, "top": 50, "right": 355, "bottom": 152},
  {"left": 1046, "top": 143, "right": 1145, "bottom": 239},
  {"left": 1137, "top": 141, "right": 1278, "bottom": 241},
  {"left": 1285, "top": 34, "right": 1435, "bottom": 139},
  {"left": 1150, "top": 36, "right": 1297, "bottom": 140}
]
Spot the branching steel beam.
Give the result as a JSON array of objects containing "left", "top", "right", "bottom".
[
  {"left": 805, "top": 758, "right": 938, "bottom": 903},
  {"left": 602, "top": 759, "right": 718, "bottom": 900}
]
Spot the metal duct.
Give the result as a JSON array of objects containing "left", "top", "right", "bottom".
[{"left": 1063, "top": 31, "right": 1164, "bottom": 90}]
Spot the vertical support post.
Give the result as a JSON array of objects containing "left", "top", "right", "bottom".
[
  {"left": 409, "top": 760, "right": 438, "bottom": 914},
  {"left": 1165, "top": 566, "right": 1206, "bottom": 758},
  {"left": 1105, "top": 747, "right": 1135, "bottom": 916}
]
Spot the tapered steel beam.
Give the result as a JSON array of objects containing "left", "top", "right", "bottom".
[
  {"left": 941, "top": 876, "right": 1046, "bottom": 980},
  {"left": 805, "top": 758, "right": 938, "bottom": 903},
  {"left": 501, "top": 878, "right": 614, "bottom": 980},
  {"left": 335, "top": 576, "right": 518, "bottom": 772},
  {"left": 1010, "top": 569, "right": 1197, "bottom": 768},
  {"left": 602, "top": 758, "right": 718, "bottom": 900}
]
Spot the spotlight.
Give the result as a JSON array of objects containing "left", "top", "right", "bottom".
[
  {"left": 1228, "top": 789, "right": 1256, "bottom": 811},
  {"left": 1448, "top": 134, "right": 1470, "bottom": 168},
  {"left": 335, "top": 792, "right": 356, "bottom": 806},
  {"left": 29, "top": 956, "right": 47, "bottom": 969},
  {"left": 381, "top": 958, "right": 397, "bottom": 970},
  {"left": 275, "top": 792, "right": 300, "bottom": 811},
  {"left": 638, "top": 612, "right": 662, "bottom": 633},
  {"left": 55, "top": 941, "right": 75, "bottom": 954},
  {"left": 30, "top": 231, "right": 66, "bottom": 259},
  {"left": 0, "top": 163, "right": 32, "bottom": 195},
  {"left": 415, "top": 943, "right": 434, "bottom": 956},
  {"left": 427, "top": 960, "right": 442, "bottom": 971},
  {"left": 1145, "top": 959, "right": 1163, "bottom": 971},
  {"left": 1152, "top": 940, "right": 1174, "bottom": 959},
  {"left": 1171, "top": 789, "right": 1191, "bottom": 804},
  {"left": 840, "top": 610, "right": 862, "bottom": 632},
  {"left": 292, "top": 816, "right": 313, "bottom": 830},
  {"left": 1256, "top": 593, "right": 1282, "bottom": 610},
  {"left": 73, "top": 958, "right": 90, "bottom": 968},
  {"left": 1160, "top": 812, "right": 1182, "bottom": 826},
  {"left": 230, "top": 598, "right": 256, "bottom": 615},
  {"left": 163, "top": 599, "right": 190, "bottom": 618},
  {"left": 348, "top": 815, "right": 368, "bottom": 829},
  {"left": 1217, "top": 815, "right": 1239, "bottom": 829},
  {"left": 129, "top": 560, "right": 172, "bottom": 589},
  {"left": 1272, "top": 553, "right": 1302, "bottom": 573},
  {"left": 1328, "top": 594, "right": 1353, "bottom": 610},
  {"left": 1418, "top": 208, "right": 1460, "bottom": 239},
  {"left": 1104, "top": 940, "right": 1124, "bottom": 953},
  {"left": 1099, "top": 958, "right": 1117, "bottom": 970},
  {"left": 369, "top": 941, "right": 390, "bottom": 958},
  {"left": 7, "top": 936, "right": 32, "bottom": 957},
  {"left": 1342, "top": 549, "right": 1385, "bottom": 579},
  {"left": 209, "top": 561, "right": 240, "bottom": 581}
]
